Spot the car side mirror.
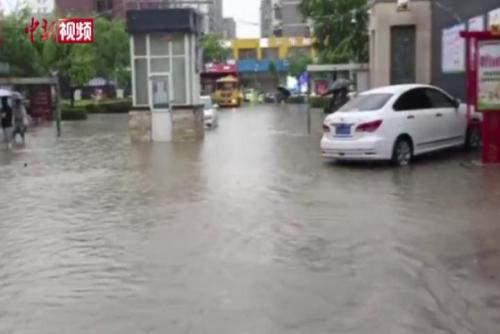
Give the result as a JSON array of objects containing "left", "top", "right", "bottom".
[{"left": 453, "top": 98, "right": 461, "bottom": 109}]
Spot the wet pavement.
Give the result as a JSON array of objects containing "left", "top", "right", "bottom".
[{"left": 0, "top": 104, "right": 500, "bottom": 334}]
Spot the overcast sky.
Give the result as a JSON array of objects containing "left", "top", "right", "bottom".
[
  {"left": 224, "top": 0, "right": 260, "bottom": 38},
  {"left": 1, "top": 0, "right": 261, "bottom": 38}
]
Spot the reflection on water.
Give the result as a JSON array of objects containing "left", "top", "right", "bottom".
[{"left": 0, "top": 106, "right": 499, "bottom": 334}]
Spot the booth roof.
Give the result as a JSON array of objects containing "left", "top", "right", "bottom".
[{"left": 126, "top": 8, "right": 202, "bottom": 34}]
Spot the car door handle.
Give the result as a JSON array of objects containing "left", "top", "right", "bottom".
[
  {"left": 436, "top": 113, "right": 443, "bottom": 118},
  {"left": 407, "top": 115, "right": 415, "bottom": 119}
]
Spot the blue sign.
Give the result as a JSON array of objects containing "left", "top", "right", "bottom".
[{"left": 237, "top": 59, "right": 289, "bottom": 73}]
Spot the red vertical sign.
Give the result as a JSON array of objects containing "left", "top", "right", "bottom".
[{"left": 30, "top": 85, "right": 52, "bottom": 121}]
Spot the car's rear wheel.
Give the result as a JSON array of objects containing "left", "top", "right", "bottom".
[
  {"left": 465, "top": 125, "right": 481, "bottom": 150},
  {"left": 392, "top": 137, "right": 413, "bottom": 166}
]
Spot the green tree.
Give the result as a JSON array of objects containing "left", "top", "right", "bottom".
[
  {"left": 93, "top": 17, "right": 130, "bottom": 86},
  {"left": 300, "top": 0, "right": 368, "bottom": 64},
  {"left": 268, "top": 60, "right": 280, "bottom": 88},
  {"left": 287, "top": 54, "right": 312, "bottom": 80},
  {"left": 0, "top": 9, "right": 45, "bottom": 76},
  {"left": 201, "top": 34, "right": 231, "bottom": 63},
  {"left": 65, "top": 44, "right": 96, "bottom": 106}
]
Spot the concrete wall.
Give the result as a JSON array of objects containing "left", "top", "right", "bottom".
[
  {"left": 129, "top": 107, "right": 204, "bottom": 143},
  {"left": 129, "top": 111, "right": 152, "bottom": 143},
  {"left": 431, "top": 0, "right": 500, "bottom": 100},
  {"left": 171, "top": 106, "right": 204, "bottom": 142},
  {"left": 369, "top": 0, "right": 432, "bottom": 88}
]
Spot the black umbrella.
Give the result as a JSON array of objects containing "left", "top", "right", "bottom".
[
  {"left": 277, "top": 86, "right": 291, "bottom": 98},
  {"left": 329, "top": 78, "right": 351, "bottom": 91}
]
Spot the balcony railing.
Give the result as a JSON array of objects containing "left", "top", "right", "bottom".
[{"left": 125, "top": 0, "right": 214, "bottom": 11}]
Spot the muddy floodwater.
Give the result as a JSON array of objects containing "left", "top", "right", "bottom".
[{"left": 0, "top": 105, "right": 500, "bottom": 334}]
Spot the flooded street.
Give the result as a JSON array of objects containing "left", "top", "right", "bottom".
[{"left": 1, "top": 105, "right": 500, "bottom": 334}]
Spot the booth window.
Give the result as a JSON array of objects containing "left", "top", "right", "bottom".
[
  {"left": 172, "top": 57, "right": 186, "bottom": 104},
  {"left": 150, "top": 33, "right": 170, "bottom": 56},
  {"left": 134, "top": 59, "right": 148, "bottom": 105},
  {"left": 132, "top": 33, "right": 189, "bottom": 107},
  {"left": 172, "top": 35, "right": 185, "bottom": 56},
  {"left": 150, "top": 58, "right": 170, "bottom": 73},
  {"left": 134, "top": 35, "right": 146, "bottom": 56}
]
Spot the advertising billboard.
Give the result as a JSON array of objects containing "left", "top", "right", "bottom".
[{"left": 477, "top": 41, "right": 500, "bottom": 111}]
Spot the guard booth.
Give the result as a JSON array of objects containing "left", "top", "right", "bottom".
[
  {"left": 461, "top": 26, "right": 500, "bottom": 164},
  {"left": 126, "top": 8, "right": 204, "bottom": 142}
]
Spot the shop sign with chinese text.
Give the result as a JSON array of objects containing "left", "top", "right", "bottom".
[{"left": 478, "top": 41, "right": 500, "bottom": 111}]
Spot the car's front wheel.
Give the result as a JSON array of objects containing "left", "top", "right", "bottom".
[
  {"left": 392, "top": 137, "right": 413, "bottom": 166},
  {"left": 465, "top": 125, "right": 481, "bottom": 150}
]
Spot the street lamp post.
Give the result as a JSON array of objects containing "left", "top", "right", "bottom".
[{"left": 50, "top": 70, "right": 61, "bottom": 137}]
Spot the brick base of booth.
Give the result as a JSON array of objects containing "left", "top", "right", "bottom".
[
  {"left": 171, "top": 105, "right": 204, "bottom": 142},
  {"left": 129, "top": 111, "right": 152, "bottom": 143}
]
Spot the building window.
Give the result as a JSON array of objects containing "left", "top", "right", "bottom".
[
  {"left": 96, "top": 0, "right": 113, "bottom": 12},
  {"left": 239, "top": 48, "right": 258, "bottom": 60},
  {"left": 274, "top": 5, "right": 282, "bottom": 20},
  {"left": 262, "top": 47, "right": 279, "bottom": 59}
]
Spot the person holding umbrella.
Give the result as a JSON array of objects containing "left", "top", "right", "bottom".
[
  {"left": 322, "top": 77, "right": 352, "bottom": 114},
  {"left": 1, "top": 95, "right": 13, "bottom": 149},
  {"left": 11, "top": 92, "right": 29, "bottom": 144}
]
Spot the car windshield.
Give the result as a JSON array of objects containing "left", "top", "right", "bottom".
[{"left": 338, "top": 93, "right": 393, "bottom": 112}]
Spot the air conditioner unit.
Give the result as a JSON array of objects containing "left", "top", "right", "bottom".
[{"left": 397, "top": 0, "right": 409, "bottom": 11}]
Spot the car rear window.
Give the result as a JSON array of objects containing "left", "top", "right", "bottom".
[{"left": 338, "top": 93, "right": 393, "bottom": 112}]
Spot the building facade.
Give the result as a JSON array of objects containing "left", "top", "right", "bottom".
[
  {"left": 431, "top": 0, "right": 500, "bottom": 99},
  {"left": 281, "top": 0, "right": 309, "bottom": 37},
  {"left": 369, "top": 0, "right": 500, "bottom": 100},
  {"left": 222, "top": 18, "right": 236, "bottom": 39},
  {"left": 369, "top": 0, "right": 432, "bottom": 88},
  {"left": 56, "top": 0, "right": 224, "bottom": 34},
  {"left": 228, "top": 37, "right": 314, "bottom": 92},
  {"left": 261, "top": 0, "right": 309, "bottom": 37},
  {"left": 25, "top": 0, "right": 55, "bottom": 14}
]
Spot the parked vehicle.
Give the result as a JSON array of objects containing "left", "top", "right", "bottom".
[
  {"left": 201, "top": 96, "right": 218, "bottom": 128},
  {"left": 321, "top": 84, "right": 482, "bottom": 166},
  {"left": 214, "top": 76, "right": 241, "bottom": 108},
  {"left": 243, "top": 89, "right": 254, "bottom": 103},
  {"left": 263, "top": 92, "right": 278, "bottom": 103}
]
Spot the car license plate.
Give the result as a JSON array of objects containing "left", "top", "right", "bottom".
[{"left": 335, "top": 124, "right": 351, "bottom": 136}]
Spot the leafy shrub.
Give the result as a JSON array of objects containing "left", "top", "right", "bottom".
[
  {"left": 287, "top": 95, "right": 305, "bottom": 104},
  {"left": 84, "top": 99, "right": 132, "bottom": 113},
  {"left": 309, "top": 96, "right": 329, "bottom": 109},
  {"left": 61, "top": 107, "right": 88, "bottom": 121}
]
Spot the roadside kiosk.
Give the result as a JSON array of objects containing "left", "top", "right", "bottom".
[
  {"left": 126, "top": 8, "right": 204, "bottom": 142},
  {"left": 461, "top": 26, "right": 500, "bottom": 164}
]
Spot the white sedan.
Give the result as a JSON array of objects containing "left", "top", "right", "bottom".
[
  {"left": 321, "top": 84, "right": 482, "bottom": 166},
  {"left": 201, "top": 96, "right": 219, "bottom": 128}
]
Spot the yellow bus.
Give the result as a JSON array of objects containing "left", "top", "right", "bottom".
[{"left": 214, "top": 76, "right": 241, "bottom": 108}]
